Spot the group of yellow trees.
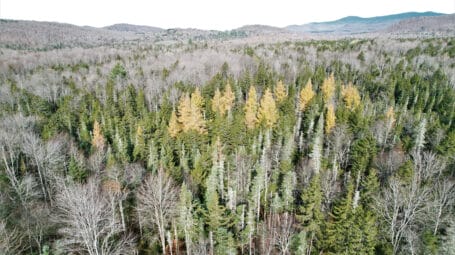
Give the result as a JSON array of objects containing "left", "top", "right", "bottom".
[{"left": 168, "top": 74, "right": 363, "bottom": 138}]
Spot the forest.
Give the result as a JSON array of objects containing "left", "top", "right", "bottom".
[{"left": 0, "top": 35, "right": 455, "bottom": 255}]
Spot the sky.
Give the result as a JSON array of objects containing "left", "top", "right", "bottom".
[{"left": 1, "top": 0, "right": 454, "bottom": 30}]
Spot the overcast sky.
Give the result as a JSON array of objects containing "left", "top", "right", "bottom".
[{"left": 1, "top": 0, "right": 454, "bottom": 30}]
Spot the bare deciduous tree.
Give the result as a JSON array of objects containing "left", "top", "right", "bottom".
[
  {"left": 53, "top": 178, "right": 135, "bottom": 255},
  {"left": 137, "top": 168, "right": 179, "bottom": 254},
  {"left": 0, "top": 221, "right": 25, "bottom": 255}
]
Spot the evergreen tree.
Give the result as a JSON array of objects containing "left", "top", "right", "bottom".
[{"left": 298, "top": 174, "right": 323, "bottom": 254}]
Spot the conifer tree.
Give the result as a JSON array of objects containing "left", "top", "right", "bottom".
[
  {"left": 321, "top": 74, "right": 336, "bottom": 104},
  {"left": 221, "top": 82, "right": 235, "bottom": 114},
  {"left": 91, "top": 120, "right": 105, "bottom": 151},
  {"left": 258, "top": 88, "right": 279, "bottom": 128},
  {"left": 168, "top": 109, "right": 181, "bottom": 138},
  {"left": 275, "top": 80, "right": 287, "bottom": 103},
  {"left": 189, "top": 92, "right": 207, "bottom": 134},
  {"left": 298, "top": 174, "right": 323, "bottom": 253},
  {"left": 341, "top": 83, "right": 361, "bottom": 110},
  {"left": 133, "top": 125, "right": 146, "bottom": 160},
  {"left": 191, "top": 87, "right": 204, "bottom": 109},
  {"left": 244, "top": 85, "right": 258, "bottom": 129},
  {"left": 176, "top": 92, "right": 207, "bottom": 134},
  {"left": 325, "top": 104, "right": 336, "bottom": 134},
  {"left": 299, "top": 79, "right": 315, "bottom": 111},
  {"left": 178, "top": 93, "right": 193, "bottom": 132},
  {"left": 211, "top": 88, "right": 223, "bottom": 114}
]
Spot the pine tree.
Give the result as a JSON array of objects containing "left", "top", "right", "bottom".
[
  {"left": 342, "top": 83, "right": 361, "bottom": 110},
  {"left": 91, "top": 120, "right": 105, "bottom": 151},
  {"left": 258, "top": 88, "right": 279, "bottom": 128},
  {"left": 275, "top": 80, "right": 287, "bottom": 103},
  {"left": 325, "top": 104, "right": 336, "bottom": 134},
  {"left": 168, "top": 109, "right": 181, "bottom": 137},
  {"left": 299, "top": 79, "right": 315, "bottom": 111},
  {"left": 298, "top": 174, "right": 323, "bottom": 253},
  {"left": 244, "top": 85, "right": 258, "bottom": 129},
  {"left": 133, "top": 125, "right": 146, "bottom": 160},
  {"left": 321, "top": 74, "right": 336, "bottom": 104}
]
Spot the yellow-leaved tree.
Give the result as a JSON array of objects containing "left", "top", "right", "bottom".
[
  {"left": 386, "top": 106, "right": 395, "bottom": 127},
  {"left": 168, "top": 109, "right": 181, "bottom": 137},
  {"left": 211, "top": 88, "right": 223, "bottom": 114},
  {"left": 178, "top": 93, "right": 193, "bottom": 132},
  {"left": 275, "top": 80, "right": 287, "bottom": 103},
  {"left": 176, "top": 92, "right": 207, "bottom": 134},
  {"left": 325, "top": 104, "right": 336, "bottom": 134},
  {"left": 244, "top": 85, "right": 258, "bottom": 129},
  {"left": 221, "top": 82, "right": 235, "bottom": 114},
  {"left": 258, "top": 88, "right": 279, "bottom": 128},
  {"left": 341, "top": 83, "right": 361, "bottom": 110},
  {"left": 321, "top": 73, "right": 336, "bottom": 104},
  {"left": 92, "top": 120, "right": 105, "bottom": 151},
  {"left": 191, "top": 87, "right": 204, "bottom": 108},
  {"left": 212, "top": 83, "right": 235, "bottom": 116},
  {"left": 299, "top": 79, "right": 315, "bottom": 111}
]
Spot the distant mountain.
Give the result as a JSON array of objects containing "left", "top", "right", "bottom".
[
  {"left": 386, "top": 14, "right": 455, "bottom": 36},
  {"left": 104, "top": 23, "right": 163, "bottom": 34},
  {"left": 286, "top": 12, "right": 445, "bottom": 35},
  {"left": 0, "top": 19, "right": 144, "bottom": 50}
]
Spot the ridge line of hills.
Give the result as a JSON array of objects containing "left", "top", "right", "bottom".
[{"left": 1, "top": 12, "right": 454, "bottom": 50}]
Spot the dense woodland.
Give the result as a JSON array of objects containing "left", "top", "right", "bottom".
[{"left": 0, "top": 35, "right": 455, "bottom": 255}]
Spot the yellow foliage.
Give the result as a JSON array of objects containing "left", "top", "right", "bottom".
[
  {"left": 299, "top": 79, "right": 315, "bottom": 111},
  {"left": 321, "top": 73, "right": 336, "bottom": 104},
  {"left": 212, "top": 83, "right": 235, "bottom": 116},
  {"left": 191, "top": 87, "right": 204, "bottom": 108},
  {"left": 244, "top": 85, "right": 258, "bottom": 129},
  {"left": 176, "top": 92, "right": 207, "bottom": 134},
  {"left": 177, "top": 93, "right": 192, "bottom": 132},
  {"left": 211, "top": 88, "right": 223, "bottom": 114},
  {"left": 386, "top": 106, "right": 395, "bottom": 126},
  {"left": 275, "top": 80, "right": 287, "bottom": 103},
  {"left": 221, "top": 82, "right": 235, "bottom": 113},
  {"left": 92, "top": 120, "right": 105, "bottom": 150},
  {"left": 168, "top": 109, "right": 181, "bottom": 137},
  {"left": 342, "top": 83, "right": 361, "bottom": 110},
  {"left": 258, "top": 88, "right": 279, "bottom": 128},
  {"left": 325, "top": 104, "right": 336, "bottom": 134}
]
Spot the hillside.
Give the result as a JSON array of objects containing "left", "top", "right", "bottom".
[
  {"left": 286, "top": 11, "right": 444, "bottom": 35},
  {"left": 104, "top": 23, "right": 163, "bottom": 34},
  {"left": 386, "top": 14, "right": 455, "bottom": 36},
  {"left": 0, "top": 19, "right": 145, "bottom": 50}
]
